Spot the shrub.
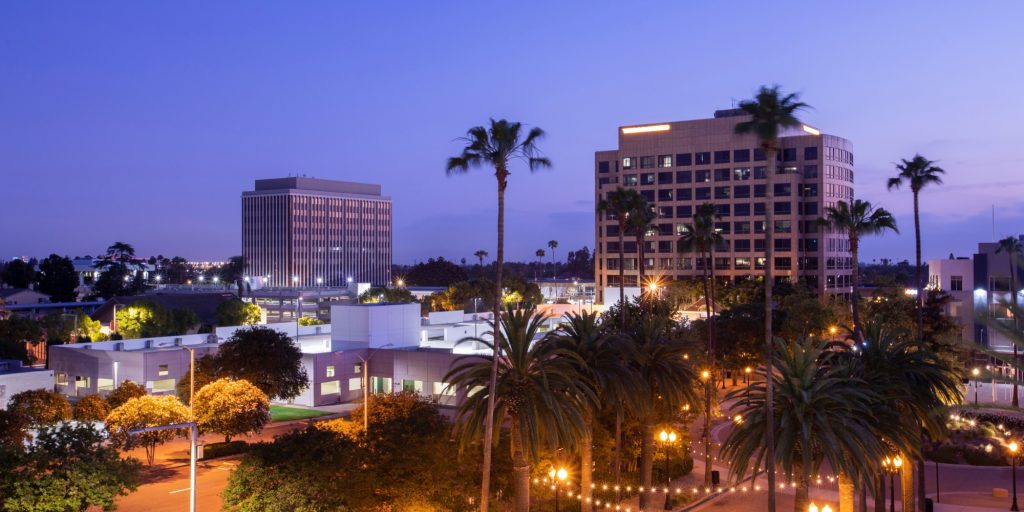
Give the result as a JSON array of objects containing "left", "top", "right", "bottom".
[
  {"left": 73, "top": 394, "right": 111, "bottom": 422},
  {"left": 202, "top": 440, "right": 249, "bottom": 460}
]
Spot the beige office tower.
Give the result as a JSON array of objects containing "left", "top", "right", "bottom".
[
  {"left": 594, "top": 109, "right": 853, "bottom": 304},
  {"left": 243, "top": 177, "right": 392, "bottom": 288}
]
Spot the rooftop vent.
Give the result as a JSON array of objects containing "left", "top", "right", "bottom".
[{"left": 713, "top": 108, "right": 747, "bottom": 119}]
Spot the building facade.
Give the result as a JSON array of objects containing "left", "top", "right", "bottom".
[
  {"left": 594, "top": 110, "right": 854, "bottom": 303},
  {"left": 242, "top": 177, "right": 392, "bottom": 288}
]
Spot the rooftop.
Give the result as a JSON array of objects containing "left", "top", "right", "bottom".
[{"left": 251, "top": 177, "right": 383, "bottom": 197}]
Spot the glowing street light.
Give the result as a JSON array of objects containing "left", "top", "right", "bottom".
[
  {"left": 1010, "top": 441, "right": 1020, "bottom": 511},
  {"left": 316, "top": 277, "right": 323, "bottom": 286},
  {"left": 973, "top": 368, "right": 981, "bottom": 406},
  {"left": 658, "top": 430, "right": 678, "bottom": 510},
  {"left": 549, "top": 467, "right": 568, "bottom": 512},
  {"left": 701, "top": 370, "right": 711, "bottom": 381}
]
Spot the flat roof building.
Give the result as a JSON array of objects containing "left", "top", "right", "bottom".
[
  {"left": 242, "top": 177, "right": 392, "bottom": 288},
  {"left": 594, "top": 111, "right": 854, "bottom": 303}
]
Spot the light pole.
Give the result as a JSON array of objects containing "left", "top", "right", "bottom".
[
  {"left": 549, "top": 467, "right": 567, "bottom": 512},
  {"left": 130, "top": 422, "right": 197, "bottom": 512},
  {"left": 882, "top": 456, "right": 902, "bottom": 512},
  {"left": 659, "top": 429, "right": 678, "bottom": 510},
  {"left": 1011, "top": 441, "right": 1020, "bottom": 511},
  {"left": 973, "top": 367, "right": 981, "bottom": 406},
  {"left": 357, "top": 344, "right": 393, "bottom": 431},
  {"left": 701, "top": 369, "right": 712, "bottom": 487}
]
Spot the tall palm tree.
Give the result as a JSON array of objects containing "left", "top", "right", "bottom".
[
  {"left": 446, "top": 119, "right": 551, "bottom": 511},
  {"left": 819, "top": 200, "right": 899, "bottom": 342},
  {"left": 446, "top": 307, "right": 593, "bottom": 512},
  {"left": 628, "top": 200, "right": 657, "bottom": 290},
  {"left": 678, "top": 202, "right": 722, "bottom": 485},
  {"left": 551, "top": 311, "right": 639, "bottom": 512},
  {"left": 734, "top": 85, "right": 809, "bottom": 511},
  {"left": 474, "top": 249, "right": 488, "bottom": 267},
  {"left": 548, "top": 240, "right": 559, "bottom": 278},
  {"left": 622, "top": 300, "right": 700, "bottom": 511},
  {"left": 998, "top": 236, "right": 1024, "bottom": 407},
  {"left": 887, "top": 154, "right": 945, "bottom": 346},
  {"left": 598, "top": 187, "right": 646, "bottom": 329},
  {"left": 535, "top": 249, "right": 546, "bottom": 280},
  {"left": 721, "top": 339, "right": 889, "bottom": 512}
]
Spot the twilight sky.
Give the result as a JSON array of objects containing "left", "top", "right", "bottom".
[{"left": 2, "top": 2, "right": 1022, "bottom": 265}]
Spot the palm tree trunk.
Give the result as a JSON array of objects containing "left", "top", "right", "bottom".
[
  {"left": 916, "top": 457, "right": 927, "bottom": 512},
  {"left": 914, "top": 191, "right": 924, "bottom": 345},
  {"left": 859, "top": 483, "right": 868, "bottom": 512},
  {"left": 1011, "top": 253, "right": 1019, "bottom": 407},
  {"left": 581, "top": 411, "right": 594, "bottom": 512},
  {"left": 839, "top": 472, "right": 855, "bottom": 512},
  {"left": 764, "top": 145, "right": 778, "bottom": 512},
  {"left": 851, "top": 237, "right": 863, "bottom": 342},
  {"left": 901, "top": 459, "right": 914, "bottom": 512},
  {"left": 511, "top": 417, "right": 530, "bottom": 512},
  {"left": 640, "top": 421, "right": 655, "bottom": 511},
  {"left": 619, "top": 221, "right": 626, "bottom": 330},
  {"left": 614, "top": 410, "right": 623, "bottom": 502},
  {"left": 702, "top": 244, "right": 715, "bottom": 487},
  {"left": 479, "top": 172, "right": 507, "bottom": 512},
  {"left": 875, "top": 473, "right": 886, "bottom": 512},
  {"left": 794, "top": 469, "right": 810, "bottom": 512}
]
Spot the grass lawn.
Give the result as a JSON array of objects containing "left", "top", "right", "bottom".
[{"left": 269, "top": 405, "right": 329, "bottom": 422}]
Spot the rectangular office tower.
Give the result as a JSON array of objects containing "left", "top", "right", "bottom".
[
  {"left": 594, "top": 110, "right": 854, "bottom": 303},
  {"left": 243, "top": 177, "right": 392, "bottom": 287}
]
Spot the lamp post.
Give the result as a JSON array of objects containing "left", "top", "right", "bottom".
[
  {"left": 659, "top": 430, "right": 678, "bottom": 510},
  {"left": 882, "top": 457, "right": 900, "bottom": 512},
  {"left": 130, "top": 422, "right": 197, "bottom": 512},
  {"left": 973, "top": 367, "right": 981, "bottom": 406},
  {"left": 357, "top": 344, "right": 393, "bottom": 431},
  {"left": 1010, "top": 441, "right": 1020, "bottom": 511},
  {"left": 549, "top": 467, "right": 567, "bottom": 512},
  {"left": 179, "top": 346, "right": 195, "bottom": 410}
]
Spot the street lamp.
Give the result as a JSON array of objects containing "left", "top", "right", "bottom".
[
  {"left": 1010, "top": 441, "right": 1020, "bottom": 511},
  {"left": 973, "top": 367, "right": 981, "bottom": 406},
  {"left": 882, "top": 456, "right": 902, "bottom": 512},
  {"left": 658, "top": 430, "right": 678, "bottom": 510},
  {"left": 357, "top": 344, "right": 393, "bottom": 431},
  {"left": 744, "top": 366, "right": 752, "bottom": 384},
  {"left": 549, "top": 467, "right": 568, "bottom": 512}
]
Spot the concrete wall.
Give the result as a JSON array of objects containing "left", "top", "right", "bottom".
[
  {"left": 0, "top": 368, "right": 55, "bottom": 409},
  {"left": 331, "top": 303, "right": 420, "bottom": 348}
]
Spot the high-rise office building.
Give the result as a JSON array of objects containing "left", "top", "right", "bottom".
[
  {"left": 594, "top": 110, "right": 854, "bottom": 303},
  {"left": 243, "top": 177, "right": 392, "bottom": 287}
]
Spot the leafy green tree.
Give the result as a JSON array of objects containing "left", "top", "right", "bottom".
[
  {"left": 214, "top": 299, "right": 262, "bottom": 326},
  {"left": 564, "top": 246, "right": 595, "bottom": 279},
  {"left": 997, "top": 235, "right": 1023, "bottom": 407},
  {"left": 721, "top": 340, "right": 887, "bottom": 512},
  {"left": 1, "top": 423, "right": 140, "bottom": 512},
  {"left": 819, "top": 199, "right": 899, "bottom": 341},
  {"left": 358, "top": 286, "right": 415, "bottom": 304},
  {"left": 404, "top": 257, "right": 469, "bottom": 287},
  {"left": 114, "top": 300, "right": 199, "bottom": 338},
  {"left": 193, "top": 378, "right": 270, "bottom": 442},
  {"left": 35, "top": 254, "right": 79, "bottom": 302},
  {"left": 0, "top": 316, "right": 42, "bottom": 364},
  {"left": 7, "top": 389, "right": 71, "bottom": 426},
  {"left": 597, "top": 187, "right": 647, "bottom": 329},
  {"left": 105, "top": 380, "right": 147, "bottom": 409},
  {"left": 0, "top": 259, "right": 36, "bottom": 289},
  {"left": 446, "top": 307, "right": 590, "bottom": 512},
  {"left": 447, "top": 119, "right": 551, "bottom": 511},
  {"left": 0, "top": 409, "right": 29, "bottom": 450},
  {"left": 106, "top": 394, "right": 190, "bottom": 465},
  {"left": 734, "top": 85, "right": 809, "bottom": 512},
  {"left": 550, "top": 311, "right": 638, "bottom": 510},
  {"left": 297, "top": 317, "right": 324, "bottom": 326},
  {"left": 72, "top": 394, "right": 111, "bottom": 422},
  {"left": 199, "top": 327, "right": 308, "bottom": 401},
  {"left": 888, "top": 154, "right": 946, "bottom": 346}
]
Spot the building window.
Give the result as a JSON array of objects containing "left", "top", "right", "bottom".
[
  {"left": 753, "top": 148, "right": 766, "bottom": 161},
  {"left": 951, "top": 275, "right": 963, "bottom": 291},
  {"left": 695, "top": 170, "right": 711, "bottom": 183},
  {"left": 433, "top": 382, "right": 456, "bottom": 397},
  {"left": 715, "top": 186, "right": 730, "bottom": 199},
  {"left": 734, "top": 257, "right": 751, "bottom": 270},
  {"left": 658, "top": 171, "right": 673, "bottom": 184},
  {"left": 775, "top": 220, "right": 792, "bottom": 233},
  {"left": 774, "top": 239, "right": 792, "bottom": 251},
  {"left": 774, "top": 183, "right": 792, "bottom": 197},
  {"left": 800, "top": 184, "right": 818, "bottom": 197},
  {"left": 676, "top": 222, "right": 690, "bottom": 235},
  {"left": 715, "top": 204, "right": 730, "bottom": 217},
  {"left": 320, "top": 381, "right": 340, "bottom": 395},
  {"left": 158, "top": 365, "right": 169, "bottom": 377},
  {"left": 676, "top": 153, "right": 692, "bottom": 166},
  {"left": 733, "top": 149, "right": 751, "bottom": 163},
  {"left": 658, "top": 240, "right": 673, "bottom": 252},
  {"left": 658, "top": 189, "right": 673, "bottom": 201},
  {"left": 695, "top": 152, "right": 711, "bottom": 165},
  {"left": 715, "top": 222, "right": 731, "bottom": 234},
  {"left": 775, "top": 257, "right": 793, "bottom": 270},
  {"left": 782, "top": 148, "right": 797, "bottom": 161},
  {"left": 640, "top": 156, "right": 656, "bottom": 169},
  {"left": 803, "top": 165, "right": 818, "bottom": 179},
  {"left": 754, "top": 203, "right": 766, "bottom": 216},
  {"left": 658, "top": 207, "right": 673, "bottom": 219},
  {"left": 800, "top": 202, "right": 819, "bottom": 216},
  {"left": 402, "top": 379, "right": 423, "bottom": 393},
  {"left": 715, "top": 257, "right": 731, "bottom": 270},
  {"left": 804, "top": 147, "right": 818, "bottom": 160},
  {"left": 598, "top": 161, "right": 610, "bottom": 173},
  {"left": 774, "top": 202, "right": 792, "bottom": 215},
  {"left": 152, "top": 379, "right": 174, "bottom": 392},
  {"left": 734, "top": 239, "right": 751, "bottom": 252},
  {"left": 640, "top": 190, "right": 654, "bottom": 202},
  {"left": 714, "top": 168, "right": 731, "bottom": 181},
  {"left": 754, "top": 185, "right": 766, "bottom": 198},
  {"left": 349, "top": 377, "right": 362, "bottom": 391},
  {"left": 734, "top": 203, "right": 751, "bottom": 216},
  {"left": 326, "top": 365, "right": 335, "bottom": 378},
  {"left": 675, "top": 170, "right": 692, "bottom": 183},
  {"left": 56, "top": 373, "right": 68, "bottom": 386},
  {"left": 641, "top": 173, "right": 656, "bottom": 185},
  {"left": 734, "top": 185, "right": 751, "bottom": 199},
  {"left": 623, "top": 157, "right": 634, "bottom": 169},
  {"left": 734, "top": 168, "right": 751, "bottom": 181},
  {"left": 734, "top": 222, "right": 751, "bottom": 234},
  {"left": 676, "top": 188, "right": 692, "bottom": 201},
  {"left": 695, "top": 188, "right": 711, "bottom": 200},
  {"left": 624, "top": 174, "right": 638, "bottom": 186},
  {"left": 714, "top": 151, "right": 730, "bottom": 164},
  {"left": 659, "top": 155, "right": 673, "bottom": 168},
  {"left": 678, "top": 257, "right": 693, "bottom": 270},
  {"left": 754, "top": 166, "right": 767, "bottom": 179}
]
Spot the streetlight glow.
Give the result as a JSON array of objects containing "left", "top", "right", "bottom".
[{"left": 701, "top": 370, "right": 711, "bottom": 380}]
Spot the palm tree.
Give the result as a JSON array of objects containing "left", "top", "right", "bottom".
[
  {"left": 818, "top": 200, "right": 899, "bottom": 342},
  {"left": 598, "top": 187, "right": 646, "bottom": 329},
  {"left": 628, "top": 200, "right": 657, "bottom": 290},
  {"left": 887, "top": 155, "right": 945, "bottom": 347},
  {"left": 446, "top": 307, "right": 593, "bottom": 512},
  {"left": 621, "top": 300, "right": 700, "bottom": 511},
  {"left": 721, "top": 339, "right": 889, "bottom": 512},
  {"left": 535, "top": 249, "right": 546, "bottom": 280},
  {"left": 446, "top": 119, "right": 551, "bottom": 511},
  {"left": 548, "top": 240, "right": 559, "bottom": 278},
  {"left": 106, "top": 242, "right": 136, "bottom": 262},
  {"left": 678, "top": 202, "right": 722, "bottom": 485},
  {"left": 998, "top": 236, "right": 1024, "bottom": 407},
  {"left": 474, "top": 249, "right": 488, "bottom": 267},
  {"left": 551, "top": 311, "right": 639, "bottom": 512},
  {"left": 734, "top": 85, "right": 809, "bottom": 511}
]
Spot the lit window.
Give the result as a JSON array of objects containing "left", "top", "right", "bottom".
[
  {"left": 326, "top": 365, "right": 335, "bottom": 378},
  {"left": 433, "top": 382, "right": 456, "bottom": 397},
  {"left": 349, "top": 377, "right": 362, "bottom": 391},
  {"left": 158, "top": 364, "right": 169, "bottom": 377}
]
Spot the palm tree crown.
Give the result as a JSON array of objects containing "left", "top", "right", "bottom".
[
  {"left": 446, "top": 119, "right": 550, "bottom": 179},
  {"left": 887, "top": 154, "right": 945, "bottom": 194},
  {"left": 734, "top": 86, "right": 810, "bottom": 151},
  {"left": 820, "top": 200, "right": 899, "bottom": 243}
]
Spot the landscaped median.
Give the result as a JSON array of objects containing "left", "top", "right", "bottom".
[{"left": 269, "top": 405, "right": 329, "bottom": 422}]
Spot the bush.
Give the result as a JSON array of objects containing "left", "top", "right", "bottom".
[
  {"left": 7, "top": 389, "right": 71, "bottom": 426},
  {"left": 202, "top": 440, "right": 249, "bottom": 460},
  {"left": 73, "top": 394, "right": 111, "bottom": 422}
]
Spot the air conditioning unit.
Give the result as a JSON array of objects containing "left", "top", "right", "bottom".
[
  {"left": 113, "top": 342, "right": 124, "bottom": 351},
  {"left": 144, "top": 340, "right": 154, "bottom": 349},
  {"left": 173, "top": 338, "right": 183, "bottom": 346}
]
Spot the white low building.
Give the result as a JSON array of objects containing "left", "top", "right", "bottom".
[{"left": 0, "top": 360, "right": 55, "bottom": 410}]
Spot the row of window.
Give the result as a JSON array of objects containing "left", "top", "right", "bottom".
[
  {"left": 629, "top": 183, "right": 822, "bottom": 203},
  {"left": 607, "top": 146, "right": 820, "bottom": 171},
  {"left": 609, "top": 221, "right": 818, "bottom": 238},
  {"left": 606, "top": 236, "right": 820, "bottom": 254},
  {"left": 618, "top": 165, "right": 819, "bottom": 186},
  {"left": 606, "top": 256, "right": 819, "bottom": 271},
  {"left": 825, "top": 146, "right": 853, "bottom": 165},
  {"left": 605, "top": 274, "right": 832, "bottom": 289},
  {"left": 824, "top": 165, "right": 854, "bottom": 182}
]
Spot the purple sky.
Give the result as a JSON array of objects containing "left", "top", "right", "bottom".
[{"left": 2, "top": 2, "right": 1022, "bottom": 265}]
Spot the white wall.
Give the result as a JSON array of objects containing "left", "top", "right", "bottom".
[
  {"left": 0, "top": 369, "right": 55, "bottom": 409},
  {"left": 602, "top": 287, "right": 641, "bottom": 307},
  {"left": 331, "top": 303, "right": 421, "bottom": 348}
]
